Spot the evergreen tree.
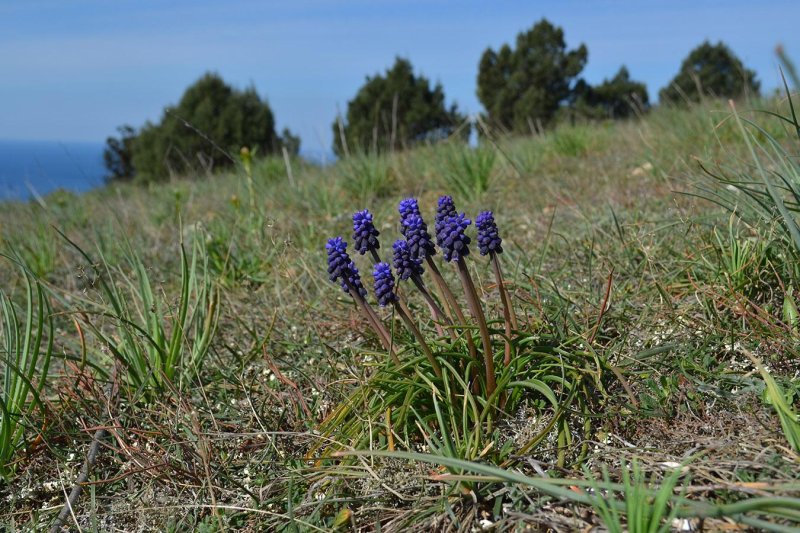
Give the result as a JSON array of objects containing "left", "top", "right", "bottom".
[
  {"left": 103, "top": 125, "right": 137, "bottom": 181},
  {"left": 333, "top": 57, "right": 465, "bottom": 156},
  {"left": 129, "top": 72, "right": 279, "bottom": 182},
  {"left": 278, "top": 127, "right": 301, "bottom": 156},
  {"left": 572, "top": 67, "right": 649, "bottom": 120},
  {"left": 477, "top": 19, "right": 587, "bottom": 132},
  {"left": 659, "top": 41, "right": 759, "bottom": 104}
]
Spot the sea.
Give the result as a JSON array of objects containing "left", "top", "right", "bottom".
[{"left": 0, "top": 140, "right": 106, "bottom": 201}]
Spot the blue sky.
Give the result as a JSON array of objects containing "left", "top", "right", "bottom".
[{"left": 0, "top": 0, "right": 797, "bottom": 157}]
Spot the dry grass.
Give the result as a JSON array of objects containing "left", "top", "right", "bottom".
[{"left": 1, "top": 100, "right": 798, "bottom": 531}]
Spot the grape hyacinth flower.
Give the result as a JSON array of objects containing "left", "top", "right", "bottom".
[
  {"left": 400, "top": 203, "right": 465, "bottom": 335},
  {"left": 326, "top": 237, "right": 395, "bottom": 359},
  {"left": 438, "top": 214, "right": 497, "bottom": 395},
  {"left": 340, "top": 261, "right": 368, "bottom": 298},
  {"left": 352, "top": 209, "right": 381, "bottom": 262},
  {"left": 402, "top": 214, "right": 437, "bottom": 259},
  {"left": 435, "top": 195, "right": 457, "bottom": 247},
  {"left": 373, "top": 262, "right": 398, "bottom": 307},
  {"left": 476, "top": 211, "right": 517, "bottom": 365},
  {"left": 392, "top": 239, "right": 424, "bottom": 281},
  {"left": 396, "top": 198, "right": 472, "bottom": 352},
  {"left": 398, "top": 197, "right": 421, "bottom": 220},
  {"left": 437, "top": 213, "right": 472, "bottom": 262},
  {"left": 393, "top": 239, "right": 452, "bottom": 338},
  {"left": 326, "top": 237, "right": 366, "bottom": 296},
  {"left": 326, "top": 237, "right": 353, "bottom": 287},
  {"left": 475, "top": 211, "right": 503, "bottom": 256},
  {"left": 373, "top": 262, "right": 441, "bottom": 377}
]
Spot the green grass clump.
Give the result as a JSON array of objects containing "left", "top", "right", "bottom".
[
  {"left": 441, "top": 143, "right": 496, "bottom": 201},
  {"left": 0, "top": 258, "right": 52, "bottom": 479},
  {"left": 587, "top": 460, "right": 688, "bottom": 533},
  {"left": 698, "top": 85, "right": 800, "bottom": 279},
  {"left": 1, "top": 96, "right": 799, "bottom": 531},
  {"left": 316, "top": 331, "right": 612, "bottom": 468},
  {"left": 59, "top": 231, "right": 219, "bottom": 396},
  {"left": 339, "top": 153, "right": 396, "bottom": 203}
]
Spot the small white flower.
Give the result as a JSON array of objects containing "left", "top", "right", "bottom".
[{"left": 478, "top": 518, "right": 494, "bottom": 530}]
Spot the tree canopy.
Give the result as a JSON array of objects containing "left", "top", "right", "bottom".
[
  {"left": 104, "top": 73, "right": 299, "bottom": 183},
  {"left": 477, "top": 19, "right": 588, "bottom": 133},
  {"left": 132, "top": 73, "right": 278, "bottom": 182},
  {"left": 103, "top": 125, "right": 137, "bottom": 182},
  {"left": 659, "top": 41, "right": 760, "bottom": 104},
  {"left": 333, "top": 57, "right": 466, "bottom": 156},
  {"left": 572, "top": 67, "right": 649, "bottom": 120}
]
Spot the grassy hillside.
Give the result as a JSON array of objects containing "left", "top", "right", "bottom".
[{"left": 1, "top": 100, "right": 799, "bottom": 531}]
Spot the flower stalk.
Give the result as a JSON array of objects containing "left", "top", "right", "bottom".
[
  {"left": 410, "top": 274, "right": 456, "bottom": 340},
  {"left": 425, "top": 256, "right": 478, "bottom": 359},
  {"left": 491, "top": 253, "right": 516, "bottom": 366},
  {"left": 456, "top": 257, "right": 496, "bottom": 396},
  {"left": 344, "top": 279, "right": 398, "bottom": 362},
  {"left": 396, "top": 299, "right": 441, "bottom": 377},
  {"left": 437, "top": 210, "right": 495, "bottom": 395},
  {"left": 476, "top": 210, "right": 517, "bottom": 366}
]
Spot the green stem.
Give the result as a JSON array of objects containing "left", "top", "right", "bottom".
[
  {"left": 367, "top": 251, "right": 415, "bottom": 325},
  {"left": 411, "top": 275, "right": 453, "bottom": 339},
  {"left": 425, "top": 256, "right": 478, "bottom": 361},
  {"left": 423, "top": 256, "right": 455, "bottom": 320},
  {"left": 491, "top": 253, "right": 516, "bottom": 366},
  {"left": 347, "top": 281, "right": 399, "bottom": 364},
  {"left": 455, "top": 257, "right": 496, "bottom": 397},
  {"left": 396, "top": 300, "right": 441, "bottom": 378}
]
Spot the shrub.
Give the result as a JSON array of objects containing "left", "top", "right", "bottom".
[
  {"left": 660, "top": 41, "right": 759, "bottom": 104},
  {"left": 333, "top": 57, "right": 466, "bottom": 156}
]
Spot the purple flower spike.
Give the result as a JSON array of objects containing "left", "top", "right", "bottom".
[
  {"left": 399, "top": 197, "right": 435, "bottom": 259},
  {"left": 373, "top": 262, "right": 398, "bottom": 307},
  {"left": 341, "top": 261, "right": 368, "bottom": 297},
  {"left": 476, "top": 211, "right": 503, "bottom": 255},
  {"left": 437, "top": 213, "right": 472, "bottom": 262},
  {"left": 402, "top": 213, "right": 437, "bottom": 259},
  {"left": 435, "top": 195, "right": 457, "bottom": 247},
  {"left": 352, "top": 209, "right": 380, "bottom": 255},
  {"left": 392, "top": 239, "right": 424, "bottom": 280},
  {"left": 398, "top": 198, "right": 421, "bottom": 220},
  {"left": 326, "top": 237, "right": 350, "bottom": 281},
  {"left": 326, "top": 237, "right": 367, "bottom": 297}
]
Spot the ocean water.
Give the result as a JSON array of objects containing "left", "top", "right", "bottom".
[{"left": 0, "top": 140, "right": 106, "bottom": 201}]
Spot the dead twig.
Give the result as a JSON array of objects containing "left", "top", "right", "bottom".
[{"left": 50, "top": 366, "right": 119, "bottom": 533}]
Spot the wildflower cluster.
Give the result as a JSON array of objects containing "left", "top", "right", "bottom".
[
  {"left": 392, "top": 239, "right": 423, "bottom": 281},
  {"left": 373, "top": 262, "right": 398, "bottom": 307},
  {"left": 325, "top": 195, "right": 514, "bottom": 397},
  {"left": 352, "top": 209, "right": 380, "bottom": 256},
  {"left": 437, "top": 212, "right": 471, "bottom": 262},
  {"left": 325, "top": 237, "right": 367, "bottom": 297},
  {"left": 476, "top": 211, "right": 503, "bottom": 255}
]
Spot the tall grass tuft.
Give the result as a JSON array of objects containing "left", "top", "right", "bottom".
[
  {"left": 0, "top": 257, "right": 53, "bottom": 479},
  {"left": 698, "top": 85, "right": 800, "bottom": 452},
  {"left": 586, "top": 460, "right": 688, "bottom": 533},
  {"left": 59, "top": 230, "right": 220, "bottom": 396},
  {"left": 550, "top": 124, "right": 592, "bottom": 158},
  {"left": 698, "top": 88, "right": 800, "bottom": 269},
  {"left": 745, "top": 351, "right": 800, "bottom": 453},
  {"left": 442, "top": 144, "right": 496, "bottom": 201},
  {"left": 340, "top": 153, "right": 396, "bottom": 203}
]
